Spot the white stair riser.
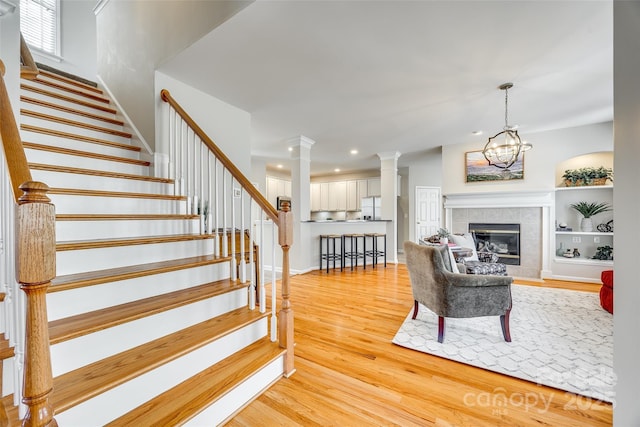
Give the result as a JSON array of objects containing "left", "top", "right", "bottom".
[
  {"left": 56, "top": 218, "right": 200, "bottom": 241},
  {"left": 49, "top": 194, "right": 185, "bottom": 215},
  {"left": 25, "top": 81, "right": 110, "bottom": 105},
  {"left": 21, "top": 129, "right": 140, "bottom": 160},
  {"left": 56, "top": 238, "right": 212, "bottom": 275},
  {"left": 21, "top": 115, "right": 132, "bottom": 146},
  {"left": 21, "top": 85, "right": 117, "bottom": 118},
  {"left": 31, "top": 169, "right": 173, "bottom": 194},
  {"left": 25, "top": 148, "right": 148, "bottom": 175},
  {"left": 20, "top": 100, "right": 124, "bottom": 131},
  {"left": 53, "top": 317, "right": 267, "bottom": 426},
  {"left": 47, "top": 263, "right": 233, "bottom": 321},
  {"left": 50, "top": 289, "right": 253, "bottom": 377},
  {"left": 188, "top": 355, "right": 284, "bottom": 426}
]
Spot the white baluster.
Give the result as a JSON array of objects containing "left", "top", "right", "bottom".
[
  {"left": 249, "top": 199, "right": 256, "bottom": 310},
  {"left": 259, "top": 211, "right": 266, "bottom": 313},
  {"left": 270, "top": 223, "right": 277, "bottom": 342},
  {"left": 230, "top": 177, "right": 237, "bottom": 281},
  {"left": 222, "top": 170, "right": 228, "bottom": 257},
  {"left": 240, "top": 189, "right": 246, "bottom": 283}
]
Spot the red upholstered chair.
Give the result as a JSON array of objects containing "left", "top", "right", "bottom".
[{"left": 600, "top": 270, "right": 613, "bottom": 314}]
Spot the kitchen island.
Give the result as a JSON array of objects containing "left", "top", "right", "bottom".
[{"left": 256, "top": 220, "right": 392, "bottom": 275}]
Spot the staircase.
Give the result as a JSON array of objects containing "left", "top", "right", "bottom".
[{"left": 0, "top": 64, "right": 292, "bottom": 425}]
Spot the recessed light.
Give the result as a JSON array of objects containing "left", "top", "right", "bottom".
[
  {"left": 277, "top": 164, "right": 283, "bottom": 169},
  {"left": 288, "top": 147, "right": 293, "bottom": 152},
  {"left": 334, "top": 168, "right": 341, "bottom": 173},
  {"left": 350, "top": 149, "right": 358, "bottom": 155},
  {"left": 472, "top": 130, "right": 483, "bottom": 136}
]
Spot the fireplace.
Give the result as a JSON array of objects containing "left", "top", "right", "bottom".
[{"left": 469, "top": 223, "right": 521, "bottom": 265}]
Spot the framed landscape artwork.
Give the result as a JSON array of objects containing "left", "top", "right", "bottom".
[{"left": 465, "top": 150, "right": 524, "bottom": 182}]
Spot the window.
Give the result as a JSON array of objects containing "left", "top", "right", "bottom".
[{"left": 20, "top": 0, "right": 59, "bottom": 56}]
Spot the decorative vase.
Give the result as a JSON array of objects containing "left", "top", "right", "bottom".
[
  {"left": 556, "top": 242, "right": 565, "bottom": 256},
  {"left": 439, "top": 237, "right": 449, "bottom": 245},
  {"left": 580, "top": 217, "right": 594, "bottom": 232},
  {"left": 573, "top": 248, "right": 580, "bottom": 258}
]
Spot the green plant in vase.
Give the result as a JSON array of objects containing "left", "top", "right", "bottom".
[
  {"left": 437, "top": 228, "right": 451, "bottom": 245},
  {"left": 569, "top": 201, "right": 611, "bottom": 232}
]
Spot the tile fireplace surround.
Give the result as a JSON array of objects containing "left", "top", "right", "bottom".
[{"left": 444, "top": 191, "right": 554, "bottom": 279}]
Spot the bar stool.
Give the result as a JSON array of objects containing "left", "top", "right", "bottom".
[
  {"left": 365, "top": 233, "right": 387, "bottom": 267},
  {"left": 342, "top": 233, "right": 366, "bottom": 270},
  {"left": 319, "top": 234, "right": 342, "bottom": 272}
]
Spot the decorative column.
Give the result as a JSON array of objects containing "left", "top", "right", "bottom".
[
  {"left": 288, "top": 136, "right": 314, "bottom": 273},
  {"left": 377, "top": 151, "right": 401, "bottom": 264}
]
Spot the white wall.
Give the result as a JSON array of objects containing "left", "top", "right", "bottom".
[
  {"left": 613, "top": 2, "right": 640, "bottom": 425},
  {"left": 30, "top": 0, "right": 97, "bottom": 81},
  {"left": 441, "top": 122, "right": 613, "bottom": 195},
  {"left": 155, "top": 71, "right": 252, "bottom": 177},
  {"left": 0, "top": 3, "right": 21, "bottom": 107},
  {"left": 96, "top": 0, "right": 252, "bottom": 149}
]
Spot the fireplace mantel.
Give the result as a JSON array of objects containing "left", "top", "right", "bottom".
[{"left": 443, "top": 191, "right": 554, "bottom": 209}]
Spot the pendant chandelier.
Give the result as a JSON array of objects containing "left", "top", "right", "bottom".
[{"left": 482, "top": 83, "right": 532, "bottom": 170}]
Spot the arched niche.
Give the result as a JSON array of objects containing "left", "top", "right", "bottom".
[{"left": 554, "top": 151, "right": 613, "bottom": 187}]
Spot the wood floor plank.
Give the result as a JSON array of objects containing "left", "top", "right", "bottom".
[{"left": 225, "top": 265, "right": 612, "bottom": 427}]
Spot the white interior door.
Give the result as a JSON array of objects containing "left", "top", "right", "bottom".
[{"left": 415, "top": 186, "right": 441, "bottom": 242}]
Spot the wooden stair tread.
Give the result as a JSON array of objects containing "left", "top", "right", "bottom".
[
  {"left": 49, "top": 279, "right": 248, "bottom": 344},
  {"left": 51, "top": 254, "right": 230, "bottom": 292},
  {"left": 32, "top": 76, "right": 110, "bottom": 104},
  {"left": 107, "top": 337, "right": 284, "bottom": 426},
  {"left": 21, "top": 96, "right": 124, "bottom": 125},
  {"left": 37, "top": 68, "right": 101, "bottom": 93},
  {"left": 56, "top": 213, "right": 198, "bottom": 221},
  {"left": 22, "top": 125, "right": 140, "bottom": 152},
  {"left": 21, "top": 83, "right": 118, "bottom": 114},
  {"left": 51, "top": 308, "right": 267, "bottom": 413},
  {"left": 21, "top": 109, "right": 132, "bottom": 138},
  {"left": 0, "top": 334, "right": 15, "bottom": 361},
  {"left": 56, "top": 233, "right": 213, "bottom": 252},
  {"left": 29, "top": 163, "right": 173, "bottom": 184},
  {"left": 23, "top": 142, "right": 148, "bottom": 166},
  {"left": 48, "top": 187, "right": 184, "bottom": 200}
]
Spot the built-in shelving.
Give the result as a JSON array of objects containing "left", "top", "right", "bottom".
[{"left": 552, "top": 184, "right": 613, "bottom": 282}]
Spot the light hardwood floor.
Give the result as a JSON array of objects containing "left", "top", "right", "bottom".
[{"left": 226, "top": 264, "right": 612, "bottom": 426}]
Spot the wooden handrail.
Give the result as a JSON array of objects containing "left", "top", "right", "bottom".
[
  {"left": 1, "top": 59, "right": 34, "bottom": 201},
  {"left": 160, "top": 89, "right": 279, "bottom": 223},
  {"left": 20, "top": 33, "right": 39, "bottom": 80}
]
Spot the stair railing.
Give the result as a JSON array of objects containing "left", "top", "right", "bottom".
[
  {"left": 1, "top": 57, "right": 57, "bottom": 425},
  {"left": 160, "top": 89, "right": 295, "bottom": 376}
]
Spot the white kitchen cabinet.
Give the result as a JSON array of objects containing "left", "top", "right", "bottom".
[
  {"left": 319, "top": 182, "right": 329, "bottom": 210},
  {"left": 266, "top": 176, "right": 291, "bottom": 207},
  {"left": 311, "top": 183, "right": 321, "bottom": 211},
  {"left": 328, "top": 181, "right": 347, "bottom": 211},
  {"left": 367, "top": 177, "right": 381, "bottom": 197}
]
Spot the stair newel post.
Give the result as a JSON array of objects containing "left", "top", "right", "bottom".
[
  {"left": 277, "top": 201, "right": 295, "bottom": 377},
  {"left": 16, "top": 181, "right": 57, "bottom": 427}
]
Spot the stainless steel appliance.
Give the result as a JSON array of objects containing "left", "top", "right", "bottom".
[{"left": 361, "top": 196, "right": 381, "bottom": 220}]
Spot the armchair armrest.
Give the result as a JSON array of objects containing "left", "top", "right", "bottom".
[{"left": 445, "top": 271, "right": 513, "bottom": 288}]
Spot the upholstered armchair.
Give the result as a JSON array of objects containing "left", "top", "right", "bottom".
[{"left": 403, "top": 241, "right": 513, "bottom": 343}]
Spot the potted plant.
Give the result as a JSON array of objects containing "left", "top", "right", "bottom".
[
  {"left": 570, "top": 201, "right": 612, "bottom": 232},
  {"left": 562, "top": 167, "right": 613, "bottom": 186},
  {"left": 437, "top": 228, "right": 451, "bottom": 245}
]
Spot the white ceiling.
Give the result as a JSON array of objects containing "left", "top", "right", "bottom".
[{"left": 159, "top": 0, "right": 613, "bottom": 177}]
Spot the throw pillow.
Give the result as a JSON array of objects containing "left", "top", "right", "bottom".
[{"left": 450, "top": 233, "right": 479, "bottom": 261}]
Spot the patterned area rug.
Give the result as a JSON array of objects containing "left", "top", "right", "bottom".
[{"left": 392, "top": 284, "right": 614, "bottom": 403}]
